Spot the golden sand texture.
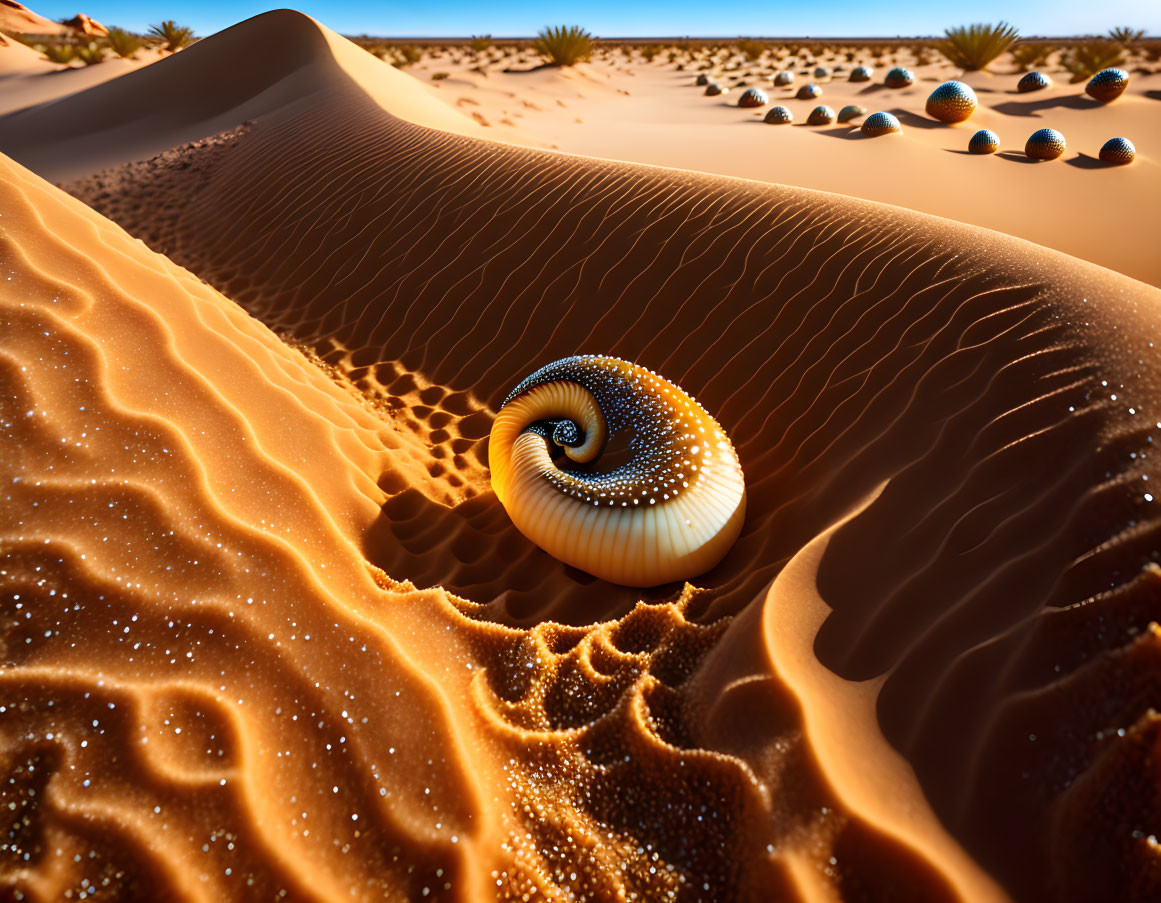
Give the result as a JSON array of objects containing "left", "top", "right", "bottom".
[{"left": 3, "top": 10, "right": 1161, "bottom": 902}]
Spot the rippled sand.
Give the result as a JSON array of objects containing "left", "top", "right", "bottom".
[{"left": 2, "top": 11, "right": 1161, "bottom": 902}]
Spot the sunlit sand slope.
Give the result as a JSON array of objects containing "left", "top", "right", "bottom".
[{"left": 3, "top": 10, "right": 1161, "bottom": 902}]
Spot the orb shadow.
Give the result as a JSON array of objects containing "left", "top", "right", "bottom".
[
  {"left": 992, "top": 94, "right": 1096, "bottom": 117},
  {"left": 1064, "top": 152, "right": 1111, "bottom": 170}
]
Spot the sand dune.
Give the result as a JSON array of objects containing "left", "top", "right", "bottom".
[{"left": 3, "top": 9, "right": 1161, "bottom": 902}]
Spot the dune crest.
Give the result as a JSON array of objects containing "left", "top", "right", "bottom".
[{"left": 4, "top": 9, "right": 1161, "bottom": 901}]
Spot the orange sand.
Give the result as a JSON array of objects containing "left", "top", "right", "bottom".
[{"left": 2, "top": 10, "right": 1161, "bottom": 902}]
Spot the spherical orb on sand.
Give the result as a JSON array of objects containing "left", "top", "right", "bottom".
[
  {"left": 1085, "top": 68, "right": 1129, "bottom": 103},
  {"left": 925, "top": 80, "right": 977, "bottom": 123},
  {"left": 774, "top": 70, "right": 795, "bottom": 86},
  {"left": 861, "top": 111, "right": 902, "bottom": 136},
  {"left": 849, "top": 65, "right": 873, "bottom": 82},
  {"left": 968, "top": 129, "right": 999, "bottom": 154},
  {"left": 807, "top": 105, "right": 836, "bottom": 125},
  {"left": 884, "top": 67, "right": 914, "bottom": 88},
  {"left": 813, "top": 65, "right": 831, "bottom": 79},
  {"left": 763, "top": 105, "right": 793, "bottom": 124},
  {"left": 1017, "top": 71, "right": 1051, "bottom": 93},
  {"left": 696, "top": 73, "right": 711, "bottom": 86},
  {"left": 738, "top": 86, "right": 769, "bottom": 108},
  {"left": 705, "top": 83, "right": 728, "bottom": 96},
  {"left": 1025, "top": 128, "right": 1066, "bottom": 160},
  {"left": 838, "top": 104, "right": 866, "bottom": 123},
  {"left": 1099, "top": 136, "right": 1135, "bottom": 165},
  {"left": 796, "top": 84, "right": 822, "bottom": 100}
]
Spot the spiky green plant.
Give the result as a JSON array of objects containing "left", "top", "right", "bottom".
[
  {"left": 1108, "top": 26, "right": 1145, "bottom": 46},
  {"left": 75, "top": 42, "right": 106, "bottom": 65},
  {"left": 533, "top": 25, "right": 594, "bottom": 66},
  {"left": 42, "top": 43, "right": 77, "bottom": 64},
  {"left": 105, "top": 27, "right": 142, "bottom": 59},
  {"left": 148, "top": 20, "right": 195, "bottom": 51},
  {"left": 1010, "top": 42, "right": 1053, "bottom": 71},
  {"left": 939, "top": 21, "right": 1018, "bottom": 71},
  {"left": 1063, "top": 41, "right": 1126, "bottom": 81},
  {"left": 468, "top": 34, "right": 491, "bottom": 52}
]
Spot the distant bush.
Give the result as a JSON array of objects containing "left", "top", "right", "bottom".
[
  {"left": 106, "top": 27, "right": 143, "bottom": 59},
  {"left": 75, "top": 42, "right": 106, "bottom": 65},
  {"left": 1063, "top": 40, "right": 1126, "bottom": 81},
  {"left": 1010, "top": 42, "right": 1053, "bottom": 71},
  {"left": 42, "top": 43, "right": 76, "bottom": 64},
  {"left": 735, "top": 39, "right": 765, "bottom": 61},
  {"left": 390, "top": 45, "right": 422, "bottom": 67},
  {"left": 640, "top": 43, "right": 662, "bottom": 62},
  {"left": 1108, "top": 26, "right": 1145, "bottom": 46},
  {"left": 939, "top": 22, "right": 1018, "bottom": 70},
  {"left": 533, "top": 25, "right": 594, "bottom": 66},
  {"left": 431, "top": 71, "right": 449, "bottom": 80},
  {"left": 148, "top": 20, "right": 195, "bottom": 51},
  {"left": 468, "top": 34, "right": 491, "bottom": 52}
]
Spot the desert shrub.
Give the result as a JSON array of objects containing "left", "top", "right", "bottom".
[
  {"left": 735, "top": 39, "right": 765, "bottom": 61},
  {"left": 148, "top": 20, "right": 195, "bottom": 51},
  {"left": 431, "top": 71, "right": 449, "bottom": 80},
  {"left": 939, "top": 21, "right": 1018, "bottom": 70},
  {"left": 105, "top": 27, "right": 142, "bottom": 58},
  {"left": 75, "top": 42, "right": 105, "bottom": 65},
  {"left": 533, "top": 25, "right": 594, "bottom": 66},
  {"left": 391, "top": 45, "right": 422, "bottom": 66},
  {"left": 1010, "top": 42, "right": 1053, "bottom": 71},
  {"left": 1063, "top": 40, "right": 1126, "bottom": 81},
  {"left": 1108, "top": 26, "right": 1145, "bottom": 46},
  {"left": 42, "top": 43, "right": 76, "bottom": 64},
  {"left": 468, "top": 35, "right": 491, "bottom": 52},
  {"left": 640, "top": 43, "right": 662, "bottom": 62}
]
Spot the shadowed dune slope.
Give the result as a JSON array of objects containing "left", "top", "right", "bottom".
[{"left": 4, "top": 10, "right": 1161, "bottom": 902}]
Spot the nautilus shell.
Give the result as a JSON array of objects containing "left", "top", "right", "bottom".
[
  {"left": 796, "top": 83, "right": 822, "bottom": 99},
  {"left": 807, "top": 105, "right": 836, "bottom": 125},
  {"left": 838, "top": 104, "right": 866, "bottom": 123},
  {"left": 1085, "top": 68, "right": 1129, "bottom": 103},
  {"left": 1017, "top": 71, "right": 1051, "bottom": 93},
  {"left": 861, "top": 111, "right": 902, "bottom": 136},
  {"left": 884, "top": 67, "right": 914, "bottom": 88},
  {"left": 849, "top": 65, "right": 873, "bottom": 82},
  {"left": 968, "top": 128, "right": 1000, "bottom": 154},
  {"left": 774, "top": 70, "right": 795, "bottom": 86},
  {"left": 764, "top": 105, "right": 793, "bottom": 124},
  {"left": 704, "top": 83, "right": 727, "bottom": 96},
  {"left": 925, "top": 80, "right": 977, "bottom": 123},
  {"left": 1025, "top": 127, "right": 1066, "bottom": 160},
  {"left": 489, "top": 356, "right": 747, "bottom": 587},
  {"left": 1099, "top": 136, "right": 1135, "bottom": 165},
  {"left": 738, "top": 86, "right": 769, "bottom": 108}
]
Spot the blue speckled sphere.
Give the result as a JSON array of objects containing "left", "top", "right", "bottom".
[
  {"left": 925, "top": 80, "right": 978, "bottom": 123},
  {"left": 884, "top": 67, "right": 914, "bottom": 88},
  {"left": 1025, "top": 127, "right": 1066, "bottom": 160},
  {"left": 1017, "top": 71, "right": 1051, "bottom": 93},
  {"left": 968, "top": 129, "right": 1000, "bottom": 154},
  {"left": 849, "top": 65, "right": 873, "bottom": 82},
  {"left": 838, "top": 104, "right": 866, "bottom": 123},
  {"left": 774, "top": 70, "right": 795, "bottom": 86},
  {"left": 1085, "top": 68, "right": 1129, "bottom": 103},
  {"left": 1099, "top": 136, "right": 1135, "bottom": 165},
  {"left": 861, "top": 111, "right": 902, "bottom": 136},
  {"left": 763, "top": 105, "right": 793, "bottom": 124},
  {"left": 806, "top": 105, "right": 836, "bottom": 125},
  {"left": 796, "top": 83, "right": 822, "bottom": 99},
  {"left": 738, "top": 86, "right": 769, "bottom": 108}
]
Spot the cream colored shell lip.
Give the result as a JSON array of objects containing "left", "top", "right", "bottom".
[{"left": 489, "top": 355, "right": 746, "bottom": 587}]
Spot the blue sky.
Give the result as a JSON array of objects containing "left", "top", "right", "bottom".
[{"left": 31, "top": 0, "right": 1160, "bottom": 38}]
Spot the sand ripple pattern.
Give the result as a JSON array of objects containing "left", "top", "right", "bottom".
[{"left": 2, "top": 12, "right": 1160, "bottom": 900}]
